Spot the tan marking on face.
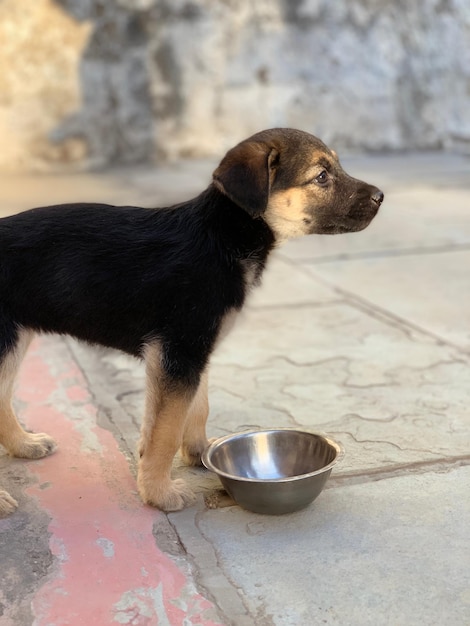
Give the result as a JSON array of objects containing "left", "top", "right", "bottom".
[
  {"left": 303, "top": 150, "right": 336, "bottom": 178},
  {"left": 264, "top": 187, "right": 315, "bottom": 242}
]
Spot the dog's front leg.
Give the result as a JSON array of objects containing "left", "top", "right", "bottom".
[
  {"left": 137, "top": 389, "right": 196, "bottom": 511},
  {"left": 137, "top": 343, "right": 197, "bottom": 512},
  {"left": 181, "top": 368, "right": 210, "bottom": 467}
]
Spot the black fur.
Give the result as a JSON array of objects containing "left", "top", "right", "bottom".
[
  {"left": 0, "top": 185, "right": 275, "bottom": 387},
  {"left": 0, "top": 128, "right": 385, "bottom": 514}
]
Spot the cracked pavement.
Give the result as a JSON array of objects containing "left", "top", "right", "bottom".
[{"left": 1, "top": 153, "right": 469, "bottom": 625}]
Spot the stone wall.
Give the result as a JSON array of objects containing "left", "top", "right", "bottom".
[
  {"left": 1, "top": 0, "right": 469, "bottom": 171},
  {"left": 0, "top": 0, "right": 90, "bottom": 171}
]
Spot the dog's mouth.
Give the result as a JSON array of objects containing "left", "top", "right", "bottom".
[
  {"left": 317, "top": 188, "right": 383, "bottom": 235},
  {"left": 321, "top": 224, "right": 364, "bottom": 235},
  {"left": 321, "top": 212, "right": 377, "bottom": 235},
  {"left": 341, "top": 198, "right": 382, "bottom": 233}
]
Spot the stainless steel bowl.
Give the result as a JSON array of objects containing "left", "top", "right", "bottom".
[{"left": 202, "top": 429, "right": 343, "bottom": 515}]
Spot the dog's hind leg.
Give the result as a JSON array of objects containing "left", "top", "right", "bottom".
[
  {"left": 137, "top": 341, "right": 199, "bottom": 511},
  {"left": 180, "top": 368, "right": 210, "bottom": 467},
  {"left": 0, "top": 327, "right": 57, "bottom": 461},
  {"left": 0, "top": 326, "right": 54, "bottom": 515}
]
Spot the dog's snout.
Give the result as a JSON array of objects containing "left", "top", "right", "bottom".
[{"left": 371, "top": 189, "right": 384, "bottom": 206}]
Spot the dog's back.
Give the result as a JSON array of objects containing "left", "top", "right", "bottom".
[
  {"left": 0, "top": 128, "right": 383, "bottom": 515},
  {"left": 0, "top": 195, "right": 273, "bottom": 358}
]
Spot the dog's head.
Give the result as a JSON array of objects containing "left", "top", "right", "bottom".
[{"left": 213, "top": 128, "right": 384, "bottom": 242}]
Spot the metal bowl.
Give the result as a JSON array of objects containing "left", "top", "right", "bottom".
[{"left": 202, "top": 429, "right": 343, "bottom": 515}]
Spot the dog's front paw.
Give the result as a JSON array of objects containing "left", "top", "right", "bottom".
[
  {"left": 138, "top": 476, "right": 196, "bottom": 512},
  {"left": 9, "top": 432, "right": 57, "bottom": 459},
  {"left": 0, "top": 490, "right": 18, "bottom": 517}
]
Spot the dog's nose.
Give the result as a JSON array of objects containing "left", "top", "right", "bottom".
[{"left": 371, "top": 189, "right": 384, "bottom": 206}]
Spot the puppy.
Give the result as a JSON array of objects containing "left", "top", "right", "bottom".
[{"left": 0, "top": 128, "right": 384, "bottom": 515}]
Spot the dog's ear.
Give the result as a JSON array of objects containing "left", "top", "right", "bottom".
[{"left": 212, "top": 142, "right": 280, "bottom": 217}]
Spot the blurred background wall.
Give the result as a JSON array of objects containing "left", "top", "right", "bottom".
[{"left": 0, "top": 0, "right": 469, "bottom": 172}]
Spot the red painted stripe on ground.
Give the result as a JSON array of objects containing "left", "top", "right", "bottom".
[{"left": 19, "top": 339, "right": 222, "bottom": 625}]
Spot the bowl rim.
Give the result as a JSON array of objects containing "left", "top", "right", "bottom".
[{"left": 201, "top": 428, "right": 344, "bottom": 484}]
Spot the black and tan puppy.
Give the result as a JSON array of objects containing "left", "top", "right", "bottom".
[{"left": 0, "top": 128, "right": 383, "bottom": 515}]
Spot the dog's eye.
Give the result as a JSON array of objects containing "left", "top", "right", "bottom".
[{"left": 315, "top": 170, "right": 328, "bottom": 185}]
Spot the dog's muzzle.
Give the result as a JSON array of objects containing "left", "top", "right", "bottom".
[{"left": 371, "top": 189, "right": 384, "bottom": 207}]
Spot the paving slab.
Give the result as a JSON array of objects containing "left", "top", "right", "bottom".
[
  {"left": 300, "top": 250, "right": 470, "bottom": 352},
  {"left": 0, "top": 338, "right": 225, "bottom": 626},
  {"left": 0, "top": 160, "right": 215, "bottom": 218},
  {"left": 62, "top": 250, "right": 470, "bottom": 482},
  {"left": 175, "top": 466, "right": 470, "bottom": 626},
  {"left": 1, "top": 153, "right": 470, "bottom": 625},
  {"left": 209, "top": 301, "right": 469, "bottom": 476},
  {"left": 0, "top": 172, "right": 134, "bottom": 217}
]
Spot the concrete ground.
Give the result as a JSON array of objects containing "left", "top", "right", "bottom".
[{"left": 0, "top": 152, "right": 469, "bottom": 625}]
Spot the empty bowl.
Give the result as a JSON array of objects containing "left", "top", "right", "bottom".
[{"left": 202, "top": 428, "right": 343, "bottom": 514}]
